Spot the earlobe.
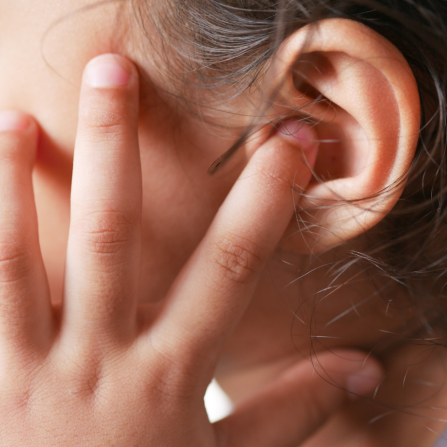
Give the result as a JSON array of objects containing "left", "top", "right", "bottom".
[{"left": 266, "top": 18, "right": 420, "bottom": 253}]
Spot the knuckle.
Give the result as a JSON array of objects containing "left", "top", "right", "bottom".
[
  {"left": 10, "top": 387, "right": 35, "bottom": 413},
  {"left": 253, "top": 158, "right": 292, "bottom": 201},
  {"left": 73, "top": 209, "right": 135, "bottom": 256},
  {"left": 0, "top": 134, "right": 31, "bottom": 164},
  {"left": 70, "top": 367, "right": 103, "bottom": 400},
  {"left": 147, "top": 338, "right": 198, "bottom": 401},
  {"left": 57, "top": 346, "right": 107, "bottom": 401},
  {"left": 210, "top": 233, "right": 263, "bottom": 286},
  {"left": 80, "top": 105, "right": 129, "bottom": 142},
  {"left": 0, "top": 230, "right": 30, "bottom": 284}
]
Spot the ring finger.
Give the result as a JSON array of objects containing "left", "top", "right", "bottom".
[{"left": 0, "top": 112, "right": 52, "bottom": 359}]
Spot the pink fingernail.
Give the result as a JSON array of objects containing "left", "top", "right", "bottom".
[
  {"left": 0, "top": 111, "right": 31, "bottom": 132},
  {"left": 276, "top": 121, "right": 318, "bottom": 151},
  {"left": 85, "top": 54, "right": 131, "bottom": 88},
  {"left": 346, "top": 363, "right": 383, "bottom": 399}
]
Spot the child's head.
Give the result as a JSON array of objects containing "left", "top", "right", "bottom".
[{"left": 3, "top": 0, "right": 447, "bottom": 435}]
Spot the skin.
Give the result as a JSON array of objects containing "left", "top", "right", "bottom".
[{"left": 0, "top": 0, "right": 446, "bottom": 445}]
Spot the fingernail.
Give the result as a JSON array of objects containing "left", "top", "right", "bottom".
[
  {"left": 346, "top": 363, "right": 383, "bottom": 399},
  {"left": 276, "top": 121, "right": 318, "bottom": 151},
  {"left": 84, "top": 54, "right": 131, "bottom": 88},
  {"left": 0, "top": 111, "right": 31, "bottom": 132}
]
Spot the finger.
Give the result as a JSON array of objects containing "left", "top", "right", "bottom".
[
  {"left": 214, "top": 351, "right": 383, "bottom": 447},
  {"left": 303, "top": 342, "right": 447, "bottom": 447},
  {"left": 0, "top": 111, "right": 52, "bottom": 356},
  {"left": 150, "top": 122, "right": 318, "bottom": 364},
  {"left": 63, "top": 55, "right": 141, "bottom": 344}
]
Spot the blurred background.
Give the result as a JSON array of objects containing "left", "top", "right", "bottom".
[{"left": 204, "top": 380, "right": 233, "bottom": 422}]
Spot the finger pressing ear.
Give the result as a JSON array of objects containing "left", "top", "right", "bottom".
[
  {"left": 144, "top": 123, "right": 319, "bottom": 373},
  {"left": 265, "top": 18, "right": 420, "bottom": 253},
  {"left": 214, "top": 350, "right": 383, "bottom": 447}
]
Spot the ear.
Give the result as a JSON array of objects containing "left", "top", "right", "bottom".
[{"left": 262, "top": 18, "right": 420, "bottom": 253}]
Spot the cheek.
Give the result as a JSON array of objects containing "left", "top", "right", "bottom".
[
  {"left": 0, "top": 0, "right": 122, "bottom": 159},
  {"left": 135, "top": 115, "right": 247, "bottom": 302}
]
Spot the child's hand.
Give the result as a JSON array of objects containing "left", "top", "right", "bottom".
[{"left": 0, "top": 54, "right": 382, "bottom": 446}]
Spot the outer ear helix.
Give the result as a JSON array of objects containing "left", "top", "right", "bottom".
[{"left": 266, "top": 18, "right": 421, "bottom": 254}]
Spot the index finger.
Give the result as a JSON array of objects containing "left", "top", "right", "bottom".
[{"left": 149, "top": 122, "right": 319, "bottom": 365}]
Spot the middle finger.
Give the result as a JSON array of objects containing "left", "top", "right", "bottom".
[{"left": 63, "top": 55, "right": 141, "bottom": 345}]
